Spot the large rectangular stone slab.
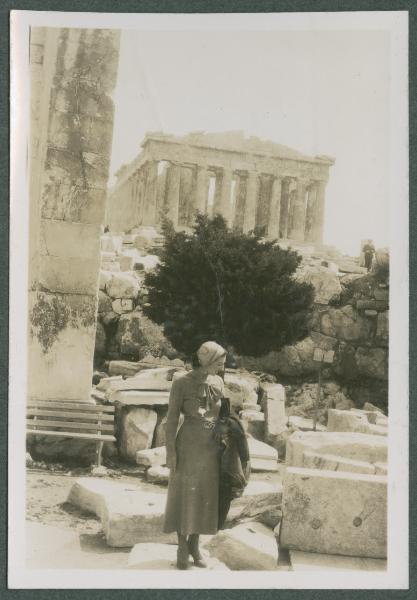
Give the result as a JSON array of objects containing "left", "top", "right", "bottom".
[
  {"left": 204, "top": 522, "right": 279, "bottom": 570},
  {"left": 280, "top": 467, "right": 387, "bottom": 558},
  {"left": 227, "top": 479, "right": 283, "bottom": 525},
  {"left": 67, "top": 477, "right": 175, "bottom": 547},
  {"left": 109, "top": 389, "right": 170, "bottom": 407},
  {"left": 286, "top": 431, "right": 387, "bottom": 467},
  {"left": 102, "top": 491, "right": 175, "bottom": 547},
  {"left": 248, "top": 438, "right": 278, "bottom": 472},
  {"left": 302, "top": 451, "right": 376, "bottom": 474},
  {"left": 261, "top": 383, "right": 287, "bottom": 441}
]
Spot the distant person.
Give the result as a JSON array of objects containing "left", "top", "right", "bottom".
[{"left": 363, "top": 239, "right": 376, "bottom": 272}]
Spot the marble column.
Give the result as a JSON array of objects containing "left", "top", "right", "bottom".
[
  {"left": 268, "top": 176, "right": 283, "bottom": 239},
  {"left": 243, "top": 171, "right": 259, "bottom": 233},
  {"left": 143, "top": 160, "right": 159, "bottom": 225},
  {"left": 304, "top": 181, "right": 318, "bottom": 242},
  {"left": 193, "top": 165, "right": 210, "bottom": 215},
  {"left": 28, "top": 28, "right": 120, "bottom": 403},
  {"left": 219, "top": 168, "right": 233, "bottom": 224},
  {"left": 290, "top": 178, "right": 308, "bottom": 241},
  {"left": 165, "top": 163, "right": 182, "bottom": 227},
  {"left": 311, "top": 180, "right": 327, "bottom": 244},
  {"left": 279, "top": 178, "right": 291, "bottom": 239},
  {"left": 155, "top": 162, "right": 168, "bottom": 226}
]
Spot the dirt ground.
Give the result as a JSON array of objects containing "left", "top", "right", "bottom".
[
  {"left": 25, "top": 460, "right": 283, "bottom": 570},
  {"left": 26, "top": 462, "right": 163, "bottom": 534}
]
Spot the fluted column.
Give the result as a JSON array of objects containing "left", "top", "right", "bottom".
[
  {"left": 268, "top": 176, "right": 283, "bottom": 239},
  {"left": 219, "top": 169, "right": 233, "bottom": 224},
  {"left": 193, "top": 165, "right": 210, "bottom": 215},
  {"left": 243, "top": 171, "right": 259, "bottom": 233},
  {"left": 143, "top": 160, "right": 159, "bottom": 225},
  {"left": 289, "top": 178, "right": 308, "bottom": 241},
  {"left": 166, "top": 163, "right": 181, "bottom": 227},
  {"left": 311, "top": 180, "right": 327, "bottom": 244},
  {"left": 304, "top": 181, "right": 317, "bottom": 242},
  {"left": 278, "top": 178, "right": 291, "bottom": 238}
]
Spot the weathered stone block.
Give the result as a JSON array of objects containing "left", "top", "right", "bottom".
[
  {"left": 119, "top": 408, "right": 158, "bottom": 462},
  {"left": 223, "top": 371, "right": 259, "bottom": 409},
  {"left": 320, "top": 305, "right": 372, "bottom": 342},
  {"left": 115, "top": 312, "right": 174, "bottom": 360},
  {"left": 248, "top": 437, "right": 278, "bottom": 472},
  {"left": 40, "top": 220, "right": 102, "bottom": 259},
  {"left": 240, "top": 410, "right": 265, "bottom": 440},
  {"left": 204, "top": 522, "right": 279, "bottom": 570},
  {"left": 102, "top": 490, "right": 174, "bottom": 547},
  {"left": 146, "top": 465, "right": 170, "bottom": 485},
  {"left": 280, "top": 467, "right": 387, "bottom": 558},
  {"left": 118, "top": 254, "right": 134, "bottom": 271},
  {"left": 106, "top": 272, "right": 140, "bottom": 299},
  {"left": 289, "top": 550, "right": 387, "bottom": 572},
  {"left": 355, "top": 347, "right": 388, "bottom": 380},
  {"left": 108, "top": 360, "right": 142, "bottom": 377},
  {"left": 38, "top": 256, "right": 100, "bottom": 295},
  {"left": 110, "top": 390, "right": 169, "bottom": 407},
  {"left": 227, "top": 479, "right": 283, "bottom": 527},
  {"left": 286, "top": 431, "right": 387, "bottom": 468},
  {"left": 136, "top": 446, "right": 166, "bottom": 468},
  {"left": 261, "top": 383, "right": 287, "bottom": 441},
  {"left": 302, "top": 451, "right": 375, "bottom": 475},
  {"left": 327, "top": 409, "right": 371, "bottom": 434},
  {"left": 28, "top": 291, "right": 97, "bottom": 402},
  {"left": 295, "top": 265, "right": 342, "bottom": 304},
  {"left": 112, "top": 298, "right": 134, "bottom": 314}
]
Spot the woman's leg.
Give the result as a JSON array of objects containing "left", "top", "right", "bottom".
[
  {"left": 188, "top": 533, "right": 208, "bottom": 568},
  {"left": 177, "top": 532, "right": 190, "bottom": 570}
]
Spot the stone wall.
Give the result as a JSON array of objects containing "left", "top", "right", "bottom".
[
  {"left": 237, "top": 264, "right": 389, "bottom": 411},
  {"left": 28, "top": 28, "right": 120, "bottom": 402}
]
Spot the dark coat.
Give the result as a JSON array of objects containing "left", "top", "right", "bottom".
[{"left": 214, "top": 397, "right": 251, "bottom": 529}]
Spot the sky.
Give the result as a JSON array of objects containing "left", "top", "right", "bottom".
[{"left": 110, "top": 29, "right": 390, "bottom": 256}]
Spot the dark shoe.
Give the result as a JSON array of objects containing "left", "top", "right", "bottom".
[
  {"left": 188, "top": 535, "right": 208, "bottom": 568},
  {"left": 177, "top": 537, "right": 190, "bottom": 570}
]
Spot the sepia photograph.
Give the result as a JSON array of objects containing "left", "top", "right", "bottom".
[{"left": 9, "top": 9, "right": 408, "bottom": 589}]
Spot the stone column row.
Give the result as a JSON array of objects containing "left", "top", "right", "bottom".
[{"left": 141, "top": 160, "right": 327, "bottom": 245}]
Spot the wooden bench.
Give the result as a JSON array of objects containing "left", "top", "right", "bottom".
[{"left": 26, "top": 401, "right": 116, "bottom": 467}]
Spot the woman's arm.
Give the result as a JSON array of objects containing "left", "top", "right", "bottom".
[{"left": 165, "top": 377, "right": 183, "bottom": 471}]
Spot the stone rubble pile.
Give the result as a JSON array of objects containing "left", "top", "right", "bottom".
[{"left": 236, "top": 251, "right": 389, "bottom": 412}]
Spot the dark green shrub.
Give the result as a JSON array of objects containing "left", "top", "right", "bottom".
[{"left": 144, "top": 214, "right": 315, "bottom": 357}]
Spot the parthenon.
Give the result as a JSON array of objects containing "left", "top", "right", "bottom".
[{"left": 106, "top": 131, "right": 334, "bottom": 245}]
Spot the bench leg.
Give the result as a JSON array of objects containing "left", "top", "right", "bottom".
[{"left": 96, "top": 441, "right": 104, "bottom": 467}]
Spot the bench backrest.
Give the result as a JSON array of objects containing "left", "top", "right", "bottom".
[{"left": 27, "top": 401, "right": 115, "bottom": 435}]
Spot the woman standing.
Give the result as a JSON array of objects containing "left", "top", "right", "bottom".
[{"left": 163, "top": 341, "right": 227, "bottom": 569}]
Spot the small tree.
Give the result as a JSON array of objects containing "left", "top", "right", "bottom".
[{"left": 144, "top": 214, "right": 315, "bottom": 357}]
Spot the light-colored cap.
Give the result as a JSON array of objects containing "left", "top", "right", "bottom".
[{"left": 197, "top": 341, "right": 226, "bottom": 367}]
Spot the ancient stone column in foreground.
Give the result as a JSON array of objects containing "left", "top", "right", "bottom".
[
  {"left": 289, "top": 178, "right": 308, "bottom": 241},
  {"left": 242, "top": 172, "right": 259, "bottom": 233},
  {"left": 165, "top": 163, "right": 182, "bottom": 227},
  {"left": 28, "top": 28, "right": 120, "bottom": 403},
  {"left": 268, "top": 176, "right": 283, "bottom": 239}
]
